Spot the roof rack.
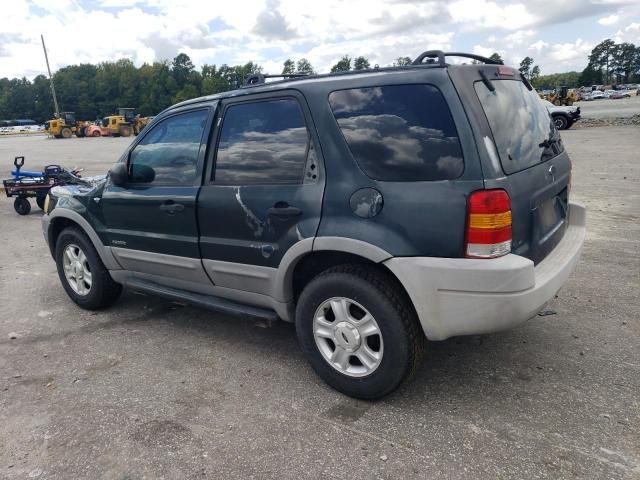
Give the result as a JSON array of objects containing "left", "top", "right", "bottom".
[
  {"left": 412, "top": 50, "right": 504, "bottom": 66},
  {"left": 243, "top": 73, "right": 311, "bottom": 87}
]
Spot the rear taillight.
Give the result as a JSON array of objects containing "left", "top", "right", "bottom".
[{"left": 465, "top": 189, "right": 512, "bottom": 258}]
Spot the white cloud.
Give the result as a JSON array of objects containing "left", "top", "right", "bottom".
[
  {"left": 548, "top": 39, "right": 593, "bottom": 64},
  {"left": 449, "top": 0, "right": 536, "bottom": 30},
  {"left": 613, "top": 21, "right": 640, "bottom": 44},
  {"left": 505, "top": 30, "right": 536, "bottom": 45},
  {"left": 0, "top": 0, "right": 638, "bottom": 79},
  {"left": 598, "top": 14, "right": 620, "bottom": 26},
  {"left": 529, "top": 40, "right": 550, "bottom": 51}
]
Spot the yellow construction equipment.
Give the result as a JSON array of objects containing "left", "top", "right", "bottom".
[
  {"left": 45, "top": 112, "right": 90, "bottom": 138},
  {"left": 546, "top": 86, "right": 579, "bottom": 106},
  {"left": 101, "top": 108, "right": 152, "bottom": 137}
]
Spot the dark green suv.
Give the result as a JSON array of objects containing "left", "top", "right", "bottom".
[{"left": 42, "top": 51, "right": 586, "bottom": 399}]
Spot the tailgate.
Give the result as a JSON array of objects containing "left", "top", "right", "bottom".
[{"left": 450, "top": 66, "right": 571, "bottom": 263}]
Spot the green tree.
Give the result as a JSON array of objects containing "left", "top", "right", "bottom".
[
  {"left": 578, "top": 64, "right": 600, "bottom": 86},
  {"left": 589, "top": 39, "right": 616, "bottom": 84},
  {"left": 519, "top": 57, "right": 534, "bottom": 78},
  {"left": 282, "top": 58, "right": 295, "bottom": 74},
  {"left": 530, "top": 65, "right": 541, "bottom": 81},
  {"left": 489, "top": 52, "right": 503, "bottom": 64},
  {"left": 172, "top": 53, "right": 195, "bottom": 88},
  {"left": 330, "top": 55, "right": 352, "bottom": 72},
  {"left": 296, "top": 58, "right": 314, "bottom": 74},
  {"left": 394, "top": 56, "right": 412, "bottom": 66},
  {"left": 611, "top": 42, "right": 637, "bottom": 83},
  {"left": 353, "top": 56, "right": 370, "bottom": 70}
]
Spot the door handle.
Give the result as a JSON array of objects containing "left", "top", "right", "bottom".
[
  {"left": 159, "top": 202, "right": 185, "bottom": 214},
  {"left": 267, "top": 203, "right": 302, "bottom": 218}
]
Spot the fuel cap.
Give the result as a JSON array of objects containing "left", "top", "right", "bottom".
[{"left": 350, "top": 188, "right": 383, "bottom": 218}]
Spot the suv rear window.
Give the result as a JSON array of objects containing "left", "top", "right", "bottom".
[
  {"left": 214, "top": 99, "right": 309, "bottom": 185},
  {"left": 329, "top": 85, "right": 464, "bottom": 182},
  {"left": 475, "top": 79, "right": 562, "bottom": 175}
]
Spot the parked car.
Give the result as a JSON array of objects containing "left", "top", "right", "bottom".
[
  {"left": 85, "top": 124, "right": 109, "bottom": 137},
  {"left": 543, "top": 100, "right": 581, "bottom": 130},
  {"left": 42, "top": 51, "right": 586, "bottom": 399},
  {"left": 590, "top": 90, "right": 605, "bottom": 100},
  {"left": 610, "top": 91, "right": 631, "bottom": 99}
]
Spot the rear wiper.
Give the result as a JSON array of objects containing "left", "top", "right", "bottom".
[
  {"left": 479, "top": 70, "right": 495, "bottom": 92},
  {"left": 520, "top": 73, "right": 533, "bottom": 91},
  {"left": 539, "top": 135, "right": 560, "bottom": 149}
]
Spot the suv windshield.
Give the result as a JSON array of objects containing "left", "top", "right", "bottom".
[{"left": 475, "top": 79, "right": 561, "bottom": 175}]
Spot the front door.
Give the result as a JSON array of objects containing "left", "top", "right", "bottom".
[
  {"left": 197, "top": 93, "right": 324, "bottom": 297},
  {"left": 100, "top": 107, "right": 213, "bottom": 287}
]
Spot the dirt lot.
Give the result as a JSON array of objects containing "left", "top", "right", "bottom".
[
  {"left": 575, "top": 94, "right": 640, "bottom": 119},
  {"left": 0, "top": 129, "right": 639, "bottom": 479}
]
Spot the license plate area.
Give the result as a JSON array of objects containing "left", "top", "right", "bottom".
[{"left": 530, "top": 188, "right": 568, "bottom": 264}]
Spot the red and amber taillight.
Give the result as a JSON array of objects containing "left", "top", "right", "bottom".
[{"left": 465, "top": 189, "right": 512, "bottom": 258}]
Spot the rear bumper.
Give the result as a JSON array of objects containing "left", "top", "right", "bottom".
[{"left": 384, "top": 203, "right": 586, "bottom": 341}]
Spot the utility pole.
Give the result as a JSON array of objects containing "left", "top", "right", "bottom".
[{"left": 41, "top": 34, "right": 60, "bottom": 117}]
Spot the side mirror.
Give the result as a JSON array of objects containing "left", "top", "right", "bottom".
[
  {"left": 130, "top": 164, "right": 155, "bottom": 183},
  {"left": 109, "top": 162, "right": 128, "bottom": 186}
]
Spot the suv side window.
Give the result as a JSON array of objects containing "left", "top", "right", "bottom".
[
  {"left": 329, "top": 85, "right": 464, "bottom": 182},
  {"left": 214, "top": 98, "right": 310, "bottom": 184},
  {"left": 129, "top": 109, "right": 208, "bottom": 185}
]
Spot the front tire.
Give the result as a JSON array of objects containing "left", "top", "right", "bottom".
[
  {"left": 119, "top": 126, "right": 132, "bottom": 137},
  {"left": 296, "top": 265, "right": 424, "bottom": 399},
  {"left": 554, "top": 115, "right": 568, "bottom": 130},
  {"left": 55, "top": 227, "right": 122, "bottom": 310}
]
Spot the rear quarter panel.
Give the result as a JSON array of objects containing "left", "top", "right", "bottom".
[{"left": 303, "top": 69, "right": 484, "bottom": 258}]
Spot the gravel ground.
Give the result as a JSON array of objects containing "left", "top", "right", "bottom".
[
  {"left": 575, "top": 95, "right": 640, "bottom": 120},
  {"left": 0, "top": 129, "right": 639, "bottom": 479}
]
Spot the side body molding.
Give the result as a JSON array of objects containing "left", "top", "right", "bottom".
[{"left": 43, "top": 209, "right": 121, "bottom": 270}]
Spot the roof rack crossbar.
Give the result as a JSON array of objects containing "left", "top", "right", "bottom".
[
  {"left": 243, "top": 73, "right": 311, "bottom": 87},
  {"left": 412, "top": 50, "right": 504, "bottom": 66}
]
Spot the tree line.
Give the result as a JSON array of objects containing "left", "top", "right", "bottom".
[
  {"left": 1, "top": 40, "right": 639, "bottom": 123},
  {"left": 0, "top": 53, "right": 264, "bottom": 123}
]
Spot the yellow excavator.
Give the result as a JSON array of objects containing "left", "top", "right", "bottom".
[
  {"left": 45, "top": 112, "right": 90, "bottom": 138},
  {"left": 101, "top": 108, "right": 152, "bottom": 137}
]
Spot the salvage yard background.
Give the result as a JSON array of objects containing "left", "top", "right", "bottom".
[{"left": 0, "top": 121, "right": 639, "bottom": 478}]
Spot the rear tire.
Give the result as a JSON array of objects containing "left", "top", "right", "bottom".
[
  {"left": 61, "top": 127, "right": 72, "bottom": 139},
  {"left": 55, "top": 227, "right": 122, "bottom": 310},
  {"left": 14, "top": 197, "right": 31, "bottom": 215},
  {"left": 296, "top": 265, "right": 424, "bottom": 399}
]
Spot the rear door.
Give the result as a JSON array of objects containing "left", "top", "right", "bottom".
[
  {"left": 197, "top": 92, "right": 324, "bottom": 296},
  {"left": 450, "top": 66, "right": 571, "bottom": 263},
  {"left": 100, "top": 107, "right": 213, "bottom": 285}
]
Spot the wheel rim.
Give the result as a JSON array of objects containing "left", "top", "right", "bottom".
[
  {"left": 62, "top": 244, "right": 92, "bottom": 296},
  {"left": 554, "top": 117, "right": 565, "bottom": 129},
  {"left": 313, "top": 297, "right": 384, "bottom": 377}
]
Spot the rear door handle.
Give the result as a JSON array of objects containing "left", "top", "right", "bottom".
[
  {"left": 267, "top": 203, "right": 301, "bottom": 218},
  {"left": 159, "top": 202, "right": 185, "bottom": 214}
]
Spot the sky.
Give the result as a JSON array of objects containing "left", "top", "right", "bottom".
[{"left": 1, "top": 0, "right": 640, "bottom": 80}]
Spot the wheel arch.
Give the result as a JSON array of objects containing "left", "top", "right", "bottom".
[
  {"left": 275, "top": 237, "right": 414, "bottom": 317},
  {"left": 47, "top": 210, "right": 120, "bottom": 270}
]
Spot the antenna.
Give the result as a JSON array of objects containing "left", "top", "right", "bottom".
[{"left": 41, "top": 34, "right": 60, "bottom": 117}]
